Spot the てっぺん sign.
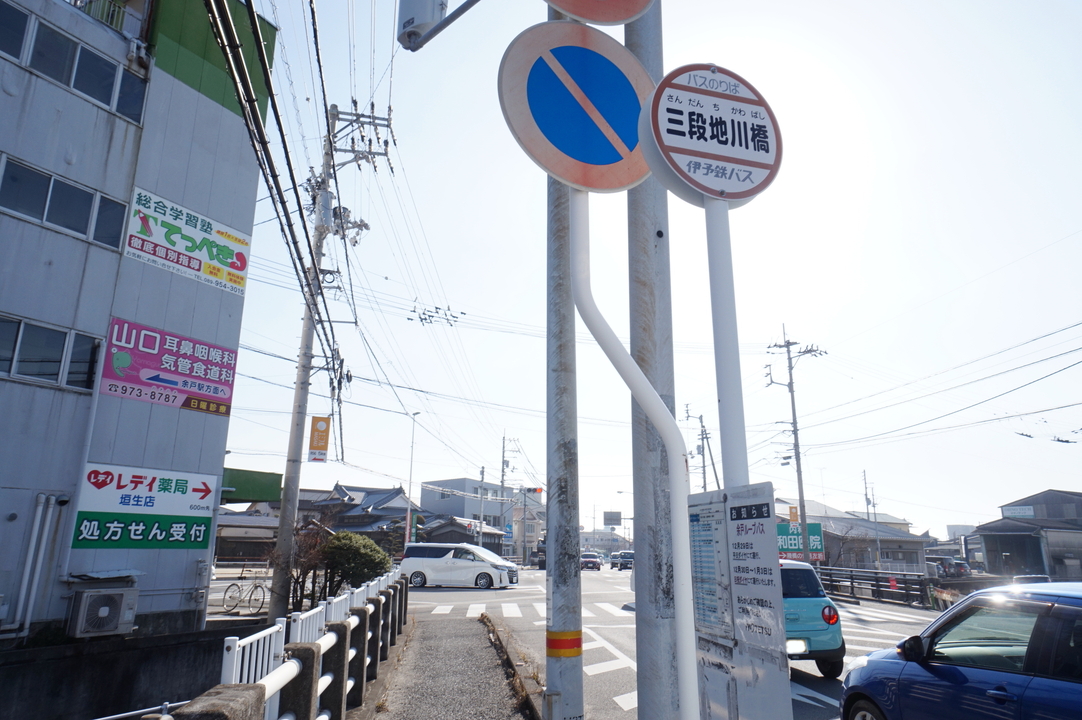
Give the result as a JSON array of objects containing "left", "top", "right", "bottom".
[
  {"left": 499, "top": 21, "right": 654, "bottom": 193},
  {"left": 544, "top": 0, "right": 654, "bottom": 25},
  {"left": 72, "top": 463, "right": 218, "bottom": 550},
  {"left": 102, "top": 317, "right": 237, "bottom": 416},
  {"left": 126, "top": 188, "right": 251, "bottom": 296},
  {"left": 641, "top": 64, "right": 782, "bottom": 207}
]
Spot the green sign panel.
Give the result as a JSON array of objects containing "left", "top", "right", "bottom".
[
  {"left": 776, "top": 522, "right": 824, "bottom": 561},
  {"left": 72, "top": 511, "right": 211, "bottom": 550}
]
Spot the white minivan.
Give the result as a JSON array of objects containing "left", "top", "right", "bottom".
[{"left": 401, "top": 543, "right": 519, "bottom": 589}]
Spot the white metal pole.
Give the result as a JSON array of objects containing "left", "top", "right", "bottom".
[
  {"left": 704, "top": 196, "right": 751, "bottom": 488},
  {"left": 568, "top": 188, "right": 698, "bottom": 720},
  {"left": 405, "top": 411, "right": 419, "bottom": 548}
]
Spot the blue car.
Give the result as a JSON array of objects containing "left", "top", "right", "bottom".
[
  {"left": 782, "top": 559, "right": 846, "bottom": 678},
  {"left": 840, "top": 582, "right": 1082, "bottom": 720}
]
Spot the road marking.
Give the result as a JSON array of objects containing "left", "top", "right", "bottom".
[
  {"left": 845, "top": 633, "right": 902, "bottom": 644},
  {"left": 432, "top": 605, "right": 453, "bottom": 614},
  {"left": 581, "top": 606, "right": 596, "bottom": 617},
  {"left": 582, "top": 641, "right": 604, "bottom": 650},
  {"left": 533, "top": 603, "right": 547, "bottom": 617},
  {"left": 581, "top": 626, "right": 637, "bottom": 670},
  {"left": 584, "top": 658, "right": 632, "bottom": 675},
  {"left": 846, "top": 643, "right": 887, "bottom": 652},
  {"left": 613, "top": 690, "right": 637, "bottom": 711},
  {"left": 840, "top": 606, "right": 931, "bottom": 624},
  {"left": 595, "top": 602, "right": 632, "bottom": 617},
  {"left": 466, "top": 604, "right": 485, "bottom": 618},
  {"left": 844, "top": 624, "right": 910, "bottom": 638},
  {"left": 791, "top": 682, "right": 839, "bottom": 708},
  {"left": 502, "top": 603, "right": 522, "bottom": 618}
]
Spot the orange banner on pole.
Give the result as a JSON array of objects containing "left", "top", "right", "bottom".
[{"left": 308, "top": 416, "right": 330, "bottom": 462}]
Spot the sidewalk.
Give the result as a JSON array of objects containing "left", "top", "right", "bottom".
[{"left": 347, "top": 612, "right": 538, "bottom": 720}]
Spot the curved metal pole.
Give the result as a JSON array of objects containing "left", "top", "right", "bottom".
[{"left": 568, "top": 188, "right": 698, "bottom": 720}]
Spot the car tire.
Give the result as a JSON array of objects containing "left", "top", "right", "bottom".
[
  {"left": 409, "top": 571, "right": 427, "bottom": 588},
  {"left": 847, "top": 699, "right": 887, "bottom": 720},
  {"left": 816, "top": 658, "right": 844, "bottom": 680},
  {"left": 476, "top": 573, "right": 493, "bottom": 589}
]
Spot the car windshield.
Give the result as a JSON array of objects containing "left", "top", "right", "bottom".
[
  {"left": 472, "top": 546, "right": 507, "bottom": 564},
  {"left": 781, "top": 567, "right": 826, "bottom": 598},
  {"left": 582, "top": 553, "right": 599, "bottom": 559}
]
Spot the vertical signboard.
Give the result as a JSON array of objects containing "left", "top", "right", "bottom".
[
  {"left": 777, "top": 522, "right": 824, "bottom": 561},
  {"left": 126, "top": 188, "right": 251, "bottom": 296},
  {"left": 101, "top": 317, "right": 238, "bottom": 415},
  {"left": 689, "top": 482, "right": 792, "bottom": 720},
  {"left": 308, "top": 416, "right": 330, "bottom": 462},
  {"left": 72, "top": 463, "right": 218, "bottom": 549}
]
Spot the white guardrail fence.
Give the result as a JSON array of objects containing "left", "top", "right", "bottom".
[{"left": 104, "top": 567, "right": 407, "bottom": 720}]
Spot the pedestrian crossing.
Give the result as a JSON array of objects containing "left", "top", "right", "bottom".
[{"left": 427, "top": 601, "right": 634, "bottom": 619}]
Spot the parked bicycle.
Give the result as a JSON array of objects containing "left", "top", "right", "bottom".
[{"left": 222, "top": 574, "right": 268, "bottom": 615}]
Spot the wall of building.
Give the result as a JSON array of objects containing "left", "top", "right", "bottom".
[{"left": 0, "top": 0, "right": 269, "bottom": 639}]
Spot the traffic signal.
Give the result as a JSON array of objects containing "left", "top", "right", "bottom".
[{"left": 527, "top": 487, "right": 542, "bottom": 494}]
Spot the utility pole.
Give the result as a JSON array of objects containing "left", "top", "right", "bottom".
[
  {"left": 768, "top": 326, "right": 826, "bottom": 564},
  {"left": 625, "top": 4, "right": 681, "bottom": 717},
  {"left": 867, "top": 472, "right": 882, "bottom": 570},
  {"left": 479, "top": 466, "right": 485, "bottom": 548},
  {"left": 500, "top": 435, "right": 507, "bottom": 552},
  {"left": 268, "top": 105, "right": 385, "bottom": 622}
]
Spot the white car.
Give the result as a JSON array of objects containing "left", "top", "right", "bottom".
[{"left": 401, "top": 543, "right": 519, "bottom": 589}]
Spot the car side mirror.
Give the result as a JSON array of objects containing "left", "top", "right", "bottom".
[{"left": 899, "top": 635, "right": 926, "bottom": 662}]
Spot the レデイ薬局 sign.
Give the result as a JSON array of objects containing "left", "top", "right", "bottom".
[
  {"left": 125, "top": 188, "right": 251, "bottom": 296},
  {"left": 102, "top": 317, "right": 237, "bottom": 416},
  {"left": 71, "top": 463, "right": 218, "bottom": 550},
  {"left": 776, "top": 522, "right": 825, "bottom": 562}
]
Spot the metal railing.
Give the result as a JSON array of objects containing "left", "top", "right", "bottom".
[
  {"left": 211, "top": 567, "right": 404, "bottom": 720},
  {"left": 817, "top": 565, "right": 929, "bottom": 606}
]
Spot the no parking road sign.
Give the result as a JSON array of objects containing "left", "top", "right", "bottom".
[
  {"left": 544, "top": 0, "right": 655, "bottom": 25},
  {"left": 499, "top": 21, "right": 654, "bottom": 193},
  {"left": 640, "top": 64, "right": 782, "bottom": 208}
]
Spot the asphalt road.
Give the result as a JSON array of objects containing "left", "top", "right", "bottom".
[{"left": 403, "top": 566, "right": 945, "bottom": 720}]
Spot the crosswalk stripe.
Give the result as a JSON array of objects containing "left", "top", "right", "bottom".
[
  {"left": 533, "top": 603, "right": 547, "bottom": 618},
  {"left": 502, "top": 603, "right": 522, "bottom": 618},
  {"left": 844, "top": 624, "right": 910, "bottom": 638},
  {"left": 432, "top": 605, "right": 453, "bottom": 614},
  {"left": 614, "top": 690, "right": 637, "bottom": 711},
  {"left": 584, "top": 658, "right": 632, "bottom": 675},
  {"left": 466, "top": 604, "right": 485, "bottom": 618},
  {"left": 846, "top": 643, "right": 887, "bottom": 652},
  {"left": 840, "top": 607, "right": 930, "bottom": 624},
  {"left": 595, "top": 602, "right": 632, "bottom": 617}
]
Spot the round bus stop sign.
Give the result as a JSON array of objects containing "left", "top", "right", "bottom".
[
  {"left": 499, "top": 21, "right": 654, "bottom": 193},
  {"left": 544, "top": 0, "right": 654, "bottom": 25},
  {"left": 639, "top": 64, "right": 782, "bottom": 208}
]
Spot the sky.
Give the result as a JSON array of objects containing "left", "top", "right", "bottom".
[{"left": 224, "top": 0, "right": 1082, "bottom": 541}]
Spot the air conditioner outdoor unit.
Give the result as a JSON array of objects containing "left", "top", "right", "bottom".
[{"left": 68, "top": 588, "right": 139, "bottom": 638}]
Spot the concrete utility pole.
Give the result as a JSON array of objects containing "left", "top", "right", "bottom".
[
  {"left": 269, "top": 105, "right": 384, "bottom": 621},
  {"left": 769, "top": 326, "right": 825, "bottom": 564},
  {"left": 269, "top": 112, "right": 336, "bottom": 622},
  {"left": 625, "top": 3, "right": 680, "bottom": 716}
]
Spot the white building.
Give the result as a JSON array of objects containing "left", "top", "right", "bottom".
[{"left": 0, "top": 0, "right": 274, "bottom": 640}]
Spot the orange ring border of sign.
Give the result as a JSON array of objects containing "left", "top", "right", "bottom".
[
  {"left": 544, "top": 0, "right": 655, "bottom": 25},
  {"left": 649, "top": 63, "right": 783, "bottom": 202},
  {"left": 546, "top": 629, "right": 583, "bottom": 657},
  {"left": 498, "top": 21, "right": 654, "bottom": 194}
]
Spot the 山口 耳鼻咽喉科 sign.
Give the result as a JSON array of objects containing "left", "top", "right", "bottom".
[
  {"left": 639, "top": 63, "right": 782, "bottom": 208},
  {"left": 125, "top": 188, "right": 251, "bottom": 296},
  {"left": 71, "top": 463, "right": 218, "bottom": 550},
  {"left": 101, "top": 317, "right": 237, "bottom": 416},
  {"left": 544, "top": 0, "right": 654, "bottom": 25},
  {"left": 498, "top": 21, "right": 654, "bottom": 193}
]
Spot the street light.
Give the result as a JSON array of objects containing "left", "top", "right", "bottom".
[{"left": 404, "top": 411, "right": 420, "bottom": 548}]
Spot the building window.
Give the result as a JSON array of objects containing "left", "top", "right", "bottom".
[
  {"left": 10, "top": 11, "right": 146, "bottom": 122},
  {"left": 0, "top": 316, "right": 99, "bottom": 390},
  {"left": 439, "top": 490, "right": 450, "bottom": 500},
  {"left": 29, "top": 23, "right": 76, "bottom": 84},
  {"left": 72, "top": 46, "right": 117, "bottom": 106},
  {"left": 0, "top": 156, "right": 127, "bottom": 248},
  {"left": 0, "top": 1, "right": 28, "bottom": 60},
  {"left": 526, "top": 523, "right": 536, "bottom": 535}
]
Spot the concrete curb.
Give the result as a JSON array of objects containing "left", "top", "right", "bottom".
[{"left": 479, "top": 614, "right": 542, "bottom": 720}]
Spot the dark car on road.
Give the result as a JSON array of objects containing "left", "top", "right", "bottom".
[
  {"left": 610, "top": 551, "right": 624, "bottom": 569},
  {"left": 618, "top": 551, "right": 634, "bottom": 570},
  {"left": 580, "top": 552, "right": 601, "bottom": 571},
  {"left": 840, "top": 582, "right": 1082, "bottom": 720}
]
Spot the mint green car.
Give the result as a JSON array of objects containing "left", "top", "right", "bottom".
[{"left": 782, "top": 559, "right": 846, "bottom": 678}]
